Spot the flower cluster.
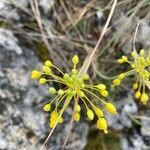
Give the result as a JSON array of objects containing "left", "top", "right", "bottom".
[
  {"left": 113, "top": 49, "right": 150, "bottom": 105},
  {"left": 31, "top": 55, "right": 116, "bottom": 134}
]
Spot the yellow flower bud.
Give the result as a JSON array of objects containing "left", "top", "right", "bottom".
[
  {"left": 118, "top": 73, "right": 126, "bottom": 79},
  {"left": 74, "top": 112, "right": 80, "bottom": 121},
  {"left": 122, "top": 56, "right": 128, "bottom": 62},
  {"left": 49, "top": 121, "right": 55, "bottom": 128},
  {"left": 131, "top": 64, "right": 135, "bottom": 68},
  {"left": 43, "top": 103, "right": 51, "bottom": 111},
  {"left": 78, "top": 90, "right": 85, "bottom": 97},
  {"left": 72, "top": 69, "right": 78, "bottom": 75},
  {"left": 49, "top": 87, "right": 56, "bottom": 94},
  {"left": 113, "top": 78, "right": 121, "bottom": 86},
  {"left": 100, "top": 90, "right": 109, "bottom": 97},
  {"left": 105, "top": 103, "right": 116, "bottom": 114},
  {"left": 135, "top": 91, "right": 141, "bottom": 99},
  {"left": 82, "top": 74, "right": 89, "bottom": 80},
  {"left": 51, "top": 111, "right": 58, "bottom": 117},
  {"left": 58, "top": 116, "right": 63, "bottom": 124},
  {"left": 75, "top": 104, "right": 81, "bottom": 112},
  {"left": 97, "top": 118, "right": 108, "bottom": 134},
  {"left": 95, "top": 108, "right": 103, "bottom": 117},
  {"left": 140, "top": 49, "right": 144, "bottom": 56},
  {"left": 96, "top": 84, "right": 106, "bottom": 90},
  {"left": 131, "top": 51, "right": 137, "bottom": 58},
  {"left": 140, "top": 93, "right": 149, "bottom": 104},
  {"left": 45, "top": 60, "right": 52, "bottom": 67},
  {"left": 42, "top": 66, "right": 51, "bottom": 74},
  {"left": 117, "top": 59, "right": 124, "bottom": 64},
  {"left": 39, "top": 78, "right": 46, "bottom": 84},
  {"left": 63, "top": 73, "right": 70, "bottom": 80},
  {"left": 87, "top": 109, "right": 94, "bottom": 120},
  {"left": 72, "top": 55, "right": 79, "bottom": 65},
  {"left": 133, "top": 83, "right": 138, "bottom": 89},
  {"left": 50, "top": 111, "right": 58, "bottom": 128},
  {"left": 31, "top": 70, "right": 41, "bottom": 79},
  {"left": 58, "top": 89, "right": 64, "bottom": 95}
]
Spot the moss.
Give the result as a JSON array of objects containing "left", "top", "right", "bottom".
[
  {"left": 85, "top": 129, "right": 121, "bottom": 150},
  {"left": 36, "top": 42, "right": 51, "bottom": 62}
]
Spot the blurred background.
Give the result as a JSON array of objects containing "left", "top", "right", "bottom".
[{"left": 0, "top": 0, "right": 150, "bottom": 149}]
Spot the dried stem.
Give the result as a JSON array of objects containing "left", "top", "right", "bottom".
[
  {"left": 133, "top": 20, "right": 140, "bottom": 51},
  {"left": 62, "top": 110, "right": 75, "bottom": 149},
  {"left": 78, "top": 0, "right": 118, "bottom": 76}
]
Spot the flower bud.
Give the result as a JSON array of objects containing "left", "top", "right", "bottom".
[
  {"left": 113, "top": 78, "right": 121, "bottom": 86},
  {"left": 72, "top": 69, "right": 78, "bottom": 75},
  {"left": 122, "top": 56, "right": 128, "bottom": 61},
  {"left": 87, "top": 109, "right": 94, "bottom": 120},
  {"left": 75, "top": 104, "right": 81, "bottom": 112},
  {"left": 39, "top": 78, "right": 46, "bottom": 84},
  {"left": 97, "top": 118, "right": 108, "bottom": 134},
  {"left": 72, "top": 55, "right": 79, "bottom": 65},
  {"left": 82, "top": 74, "right": 89, "bottom": 80},
  {"left": 42, "top": 66, "right": 51, "bottom": 74},
  {"left": 95, "top": 108, "right": 103, "bottom": 117},
  {"left": 100, "top": 90, "right": 109, "bottom": 97},
  {"left": 31, "top": 70, "right": 41, "bottom": 79},
  {"left": 105, "top": 103, "right": 116, "bottom": 114},
  {"left": 140, "top": 93, "right": 149, "bottom": 104},
  {"left": 133, "top": 83, "right": 138, "bottom": 89},
  {"left": 58, "top": 89, "right": 64, "bottom": 95},
  {"left": 74, "top": 112, "right": 80, "bottom": 121},
  {"left": 135, "top": 91, "right": 141, "bottom": 99},
  {"left": 43, "top": 103, "right": 51, "bottom": 111},
  {"left": 45, "top": 60, "right": 52, "bottom": 67},
  {"left": 96, "top": 84, "right": 106, "bottom": 90},
  {"left": 49, "top": 87, "right": 56, "bottom": 94}
]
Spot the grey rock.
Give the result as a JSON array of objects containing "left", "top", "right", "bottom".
[
  {"left": 0, "top": 28, "right": 22, "bottom": 55},
  {"left": 121, "top": 131, "right": 144, "bottom": 150},
  {"left": 0, "top": 1, "right": 20, "bottom": 20},
  {"left": 137, "top": 20, "right": 150, "bottom": 48},
  {"left": 39, "top": 0, "right": 54, "bottom": 14}
]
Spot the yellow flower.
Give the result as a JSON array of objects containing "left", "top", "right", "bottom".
[
  {"left": 133, "top": 83, "right": 138, "bottom": 89},
  {"left": 74, "top": 111, "right": 80, "bottom": 121},
  {"left": 114, "top": 49, "right": 150, "bottom": 104},
  {"left": 45, "top": 60, "right": 52, "bottom": 67},
  {"left": 72, "top": 55, "right": 79, "bottom": 65},
  {"left": 100, "top": 90, "right": 109, "bottom": 97},
  {"left": 97, "top": 118, "right": 108, "bottom": 134},
  {"left": 112, "top": 78, "right": 121, "bottom": 86},
  {"left": 31, "top": 55, "right": 116, "bottom": 132},
  {"left": 49, "top": 87, "right": 56, "bottom": 94},
  {"left": 135, "top": 91, "right": 141, "bottom": 99},
  {"left": 39, "top": 78, "right": 46, "bottom": 84},
  {"left": 87, "top": 109, "right": 94, "bottom": 120},
  {"left": 42, "top": 66, "right": 51, "bottom": 74},
  {"left": 31, "top": 70, "right": 41, "bottom": 79},
  {"left": 96, "top": 84, "right": 106, "bottom": 90},
  {"left": 105, "top": 103, "right": 116, "bottom": 114},
  {"left": 75, "top": 104, "right": 81, "bottom": 112},
  {"left": 95, "top": 107, "right": 103, "bottom": 117},
  {"left": 140, "top": 93, "right": 149, "bottom": 105},
  {"left": 43, "top": 103, "right": 51, "bottom": 112}
]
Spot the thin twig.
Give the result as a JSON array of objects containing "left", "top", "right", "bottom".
[
  {"left": 31, "top": 0, "right": 50, "bottom": 51},
  {"left": 62, "top": 96, "right": 79, "bottom": 149},
  {"left": 78, "top": 0, "right": 118, "bottom": 76},
  {"left": 62, "top": 111, "right": 75, "bottom": 149},
  {"left": 133, "top": 20, "right": 140, "bottom": 51}
]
